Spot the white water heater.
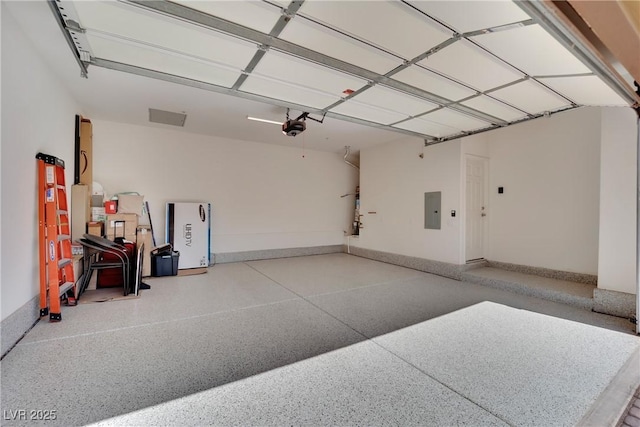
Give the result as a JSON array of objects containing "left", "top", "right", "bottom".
[{"left": 166, "top": 202, "right": 211, "bottom": 270}]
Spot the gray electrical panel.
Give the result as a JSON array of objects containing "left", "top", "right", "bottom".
[{"left": 424, "top": 192, "right": 441, "bottom": 230}]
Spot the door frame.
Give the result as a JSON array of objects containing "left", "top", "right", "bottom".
[{"left": 462, "top": 154, "right": 490, "bottom": 263}]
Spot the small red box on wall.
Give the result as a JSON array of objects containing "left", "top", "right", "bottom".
[{"left": 104, "top": 200, "right": 117, "bottom": 214}]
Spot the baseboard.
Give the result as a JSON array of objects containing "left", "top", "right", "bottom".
[
  {"left": 214, "top": 245, "right": 344, "bottom": 264},
  {"left": 593, "top": 288, "right": 636, "bottom": 318},
  {"left": 462, "top": 259, "right": 489, "bottom": 271},
  {"left": 486, "top": 260, "right": 598, "bottom": 286},
  {"left": 1, "top": 295, "right": 40, "bottom": 358},
  {"left": 345, "top": 246, "right": 463, "bottom": 280},
  {"left": 461, "top": 269, "right": 594, "bottom": 311}
]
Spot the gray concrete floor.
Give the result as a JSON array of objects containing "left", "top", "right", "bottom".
[{"left": 1, "top": 253, "right": 637, "bottom": 426}]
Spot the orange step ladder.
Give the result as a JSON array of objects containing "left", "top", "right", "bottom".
[{"left": 36, "top": 153, "right": 77, "bottom": 321}]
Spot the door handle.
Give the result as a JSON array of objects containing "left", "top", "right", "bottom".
[{"left": 481, "top": 213, "right": 486, "bottom": 217}]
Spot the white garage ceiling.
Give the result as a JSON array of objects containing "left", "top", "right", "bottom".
[{"left": 33, "top": 0, "right": 640, "bottom": 149}]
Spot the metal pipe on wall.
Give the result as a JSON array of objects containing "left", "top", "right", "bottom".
[{"left": 343, "top": 146, "right": 360, "bottom": 171}]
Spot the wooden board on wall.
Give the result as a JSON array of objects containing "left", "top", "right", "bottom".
[
  {"left": 71, "top": 184, "right": 90, "bottom": 242},
  {"left": 74, "top": 115, "right": 81, "bottom": 184},
  {"left": 79, "top": 118, "right": 93, "bottom": 191}
]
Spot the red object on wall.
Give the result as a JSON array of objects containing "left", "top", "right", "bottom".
[{"left": 104, "top": 200, "right": 117, "bottom": 214}]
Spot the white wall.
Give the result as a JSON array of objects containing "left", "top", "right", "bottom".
[
  {"left": 355, "top": 107, "right": 604, "bottom": 275},
  {"left": 0, "top": 3, "right": 4, "bottom": 318},
  {"left": 353, "top": 137, "right": 462, "bottom": 264},
  {"left": 92, "top": 120, "right": 358, "bottom": 253},
  {"left": 598, "top": 107, "right": 637, "bottom": 294},
  {"left": 1, "top": 4, "right": 79, "bottom": 321},
  {"left": 461, "top": 133, "right": 489, "bottom": 158},
  {"left": 484, "top": 108, "right": 602, "bottom": 274}
]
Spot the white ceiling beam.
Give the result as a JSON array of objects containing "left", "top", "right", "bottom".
[
  {"left": 90, "top": 56, "right": 437, "bottom": 140},
  {"left": 124, "top": 0, "right": 507, "bottom": 126},
  {"left": 48, "top": 0, "right": 89, "bottom": 77},
  {"left": 231, "top": 0, "right": 305, "bottom": 90},
  {"left": 424, "top": 105, "right": 580, "bottom": 146}
]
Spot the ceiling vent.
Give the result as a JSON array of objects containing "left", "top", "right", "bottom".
[{"left": 148, "top": 108, "right": 187, "bottom": 127}]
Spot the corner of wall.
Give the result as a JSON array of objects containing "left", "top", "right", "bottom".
[
  {"left": 1, "top": 296, "right": 39, "bottom": 357},
  {"left": 593, "top": 288, "right": 636, "bottom": 318},
  {"left": 597, "top": 106, "right": 637, "bottom": 295}
]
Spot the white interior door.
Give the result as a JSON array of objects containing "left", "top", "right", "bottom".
[{"left": 465, "top": 156, "right": 488, "bottom": 261}]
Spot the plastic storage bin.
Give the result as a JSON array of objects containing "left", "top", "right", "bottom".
[{"left": 151, "top": 251, "right": 180, "bottom": 276}]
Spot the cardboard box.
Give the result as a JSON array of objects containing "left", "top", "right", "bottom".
[
  {"left": 79, "top": 119, "right": 92, "bottom": 188},
  {"left": 71, "top": 184, "right": 90, "bottom": 242},
  {"left": 105, "top": 213, "right": 138, "bottom": 241},
  {"left": 91, "top": 207, "right": 106, "bottom": 222},
  {"left": 136, "top": 226, "right": 152, "bottom": 277},
  {"left": 87, "top": 221, "right": 103, "bottom": 237}
]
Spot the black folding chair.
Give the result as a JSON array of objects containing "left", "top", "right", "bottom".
[{"left": 78, "top": 234, "right": 133, "bottom": 296}]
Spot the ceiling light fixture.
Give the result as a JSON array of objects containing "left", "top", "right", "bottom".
[
  {"left": 246, "top": 116, "right": 282, "bottom": 125},
  {"left": 281, "top": 109, "right": 326, "bottom": 137},
  {"left": 248, "top": 109, "right": 326, "bottom": 137}
]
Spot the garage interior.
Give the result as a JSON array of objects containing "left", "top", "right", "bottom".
[{"left": 2, "top": 0, "right": 640, "bottom": 425}]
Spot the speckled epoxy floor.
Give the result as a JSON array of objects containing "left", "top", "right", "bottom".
[{"left": 1, "top": 253, "right": 638, "bottom": 426}]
